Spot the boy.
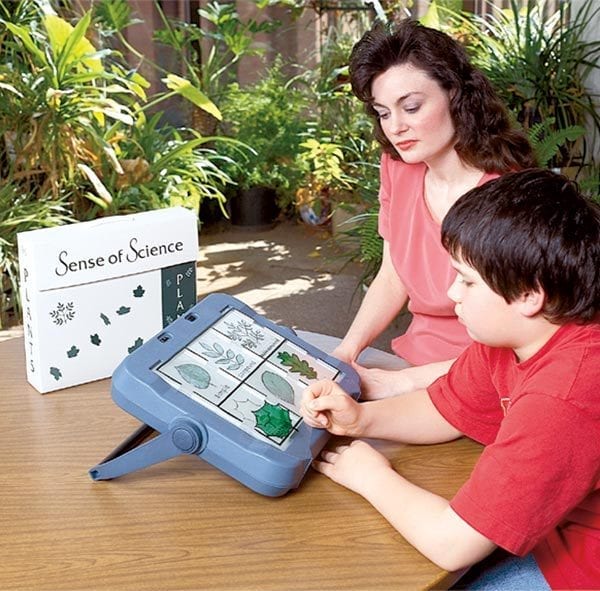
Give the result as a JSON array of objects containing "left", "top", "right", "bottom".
[{"left": 301, "top": 169, "right": 600, "bottom": 590}]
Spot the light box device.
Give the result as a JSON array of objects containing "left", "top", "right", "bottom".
[{"left": 89, "top": 293, "right": 361, "bottom": 496}]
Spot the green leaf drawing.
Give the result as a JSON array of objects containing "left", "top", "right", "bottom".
[
  {"left": 176, "top": 363, "right": 211, "bottom": 389},
  {"left": 116, "top": 306, "right": 130, "bottom": 315},
  {"left": 253, "top": 401, "right": 293, "bottom": 439},
  {"left": 261, "top": 370, "right": 295, "bottom": 404},
  {"left": 66, "top": 345, "right": 79, "bottom": 358},
  {"left": 90, "top": 333, "right": 101, "bottom": 346},
  {"left": 50, "top": 367, "right": 62, "bottom": 380},
  {"left": 277, "top": 351, "right": 317, "bottom": 379},
  {"left": 133, "top": 285, "right": 145, "bottom": 298},
  {"left": 100, "top": 313, "right": 111, "bottom": 326},
  {"left": 200, "top": 341, "right": 245, "bottom": 370}
]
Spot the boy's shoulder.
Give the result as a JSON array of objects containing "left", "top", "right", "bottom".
[{"left": 503, "top": 322, "right": 600, "bottom": 414}]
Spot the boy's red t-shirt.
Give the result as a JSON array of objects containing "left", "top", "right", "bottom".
[{"left": 428, "top": 323, "right": 600, "bottom": 590}]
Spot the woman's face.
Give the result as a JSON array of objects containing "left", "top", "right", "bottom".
[{"left": 371, "top": 63, "right": 456, "bottom": 165}]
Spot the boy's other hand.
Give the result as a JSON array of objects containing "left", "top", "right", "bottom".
[
  {"left": 300, "top": 379, "right": 363, "bottom": 436},
  {"left": 313, "top": 440, "right": 393, "bottom": 497}
]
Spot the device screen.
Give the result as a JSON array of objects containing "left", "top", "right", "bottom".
[{"left": 154, "top": 308, "right": 339, "bottom": 448}]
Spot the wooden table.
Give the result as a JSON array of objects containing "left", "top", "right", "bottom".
[{"left": 0, "top": 337, "right": 482, "bottom": 591}]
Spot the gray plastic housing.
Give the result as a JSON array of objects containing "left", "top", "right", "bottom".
[{"left": 89, "top": 293, "right": 361, "bottom": 496}]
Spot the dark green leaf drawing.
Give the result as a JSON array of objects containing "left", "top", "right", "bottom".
[
  {"left": 100, "top": 313, "right": 111, "bottom": 326},
  {"left": 128, "top": 338, "right": 143, "bottom": 354},
  {"left": 253, "top": 402, "right": 293, "bottom": 439},
  {"left": 133, "top": 285, "right": 145, "bottom": 298},
  {"left": 66, "top": 345, "right": 79, "bottom": 358},
  {"left": 116, "top": 306, "right": 130, "bottom": 315},
  {"left": 176, "top": 363, "right": 211, "bottom": 389},
  {"left": 90, "top": 333, "right": 101, "bottom": 346},
  {"left": 261, "top": 371, "right": 295, "bottom": 405},
  {"left": 50, "top": 367, "right": 62, "bottom": 381},
  {"left": 277, "top": 351, "right": 317, "bottom": 379}
]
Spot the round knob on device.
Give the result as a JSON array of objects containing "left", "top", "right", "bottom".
[{"left": 169, "top": 418, "right": 206, "bottom": 454}]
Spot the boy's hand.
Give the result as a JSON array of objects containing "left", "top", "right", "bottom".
[
  {"left": 300, "top": 379, "right": 363, "bottom": 436},
  {"left": 313, "top": 440, "right": 394, "bottom": 498}
]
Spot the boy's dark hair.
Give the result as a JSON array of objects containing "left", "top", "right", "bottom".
[
  {"left": 348, "top": 19, "right": 536, "bottom": 173},
  {"left": 441, "top": 169, "right": 600, "bottom": 324}
]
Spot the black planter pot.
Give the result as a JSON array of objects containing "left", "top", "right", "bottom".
[{"left": 229, "top": 186, "right": 279, "bottom": 230}]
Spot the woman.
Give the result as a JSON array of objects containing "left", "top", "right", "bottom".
[{"left": 302, "top": 19, "right": 536, "bottom": 399}]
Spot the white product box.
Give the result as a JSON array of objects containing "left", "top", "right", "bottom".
[{"left": 18, "top": 207, "right": 199, "bottom": 393}]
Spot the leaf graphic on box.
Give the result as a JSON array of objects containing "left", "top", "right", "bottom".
[
  {"left": 90, "top": 334, "right": 101, "bottom": 346},
  {"left": 100, "top": 313, "right": 111, "bottom": 326},
  {"left": 176, "top": 364, "right": 211, "bottom": 389},
  {"left": 50, "top": 367, "right": 62, "bottom": 381},
  {"left": 128, "top": 338, "right": 143, "bottom": 354},
  {"left": 116, "top": 306, "right": 130, "bottom": 315},
  {"left": 49, "top": 302, "right": 76, "bottom": 326},
  {"left": 67, "top": 346, "right": 79, "bottom": 358},
  {"left": 277, "top": 351, "right": 318, "bottom": 379},
  {"left": 133, "top": 285, "right": 145, "bottom": 298}
]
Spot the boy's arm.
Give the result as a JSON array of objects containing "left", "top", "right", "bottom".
[
  {"left": 314, "top": 440, "right": 496, "bottom": 571},
  {"left": 302, "top": 380, "right": 462, "bottom": 444}
]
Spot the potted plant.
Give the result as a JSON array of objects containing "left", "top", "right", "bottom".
[{"left": 219, "top": 59, "right": 310, "bottom": 228}]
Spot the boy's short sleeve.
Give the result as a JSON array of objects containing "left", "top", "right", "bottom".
[
  {"left": 450, "top": 394, "right": 600, "bottom": 556},
  {"left": 428, "top": 343, "right": 504, "bottom": 445}
]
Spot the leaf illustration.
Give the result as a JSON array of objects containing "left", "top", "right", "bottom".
[
  {"left": 100, "top": 313, "right": 111, "bottom": 326},
  {"left": 176, "top": 364, "right": 210, "bottom": 389},
  {"left": 133, "top": 285, "right": 145, "bottom": 298},
  {"left": 50, "top": 367, "right": 62, "bottom": 381},
  {"left": 277, "top": 351, "right": 317, "bottom": 379},
  {"left": 261, "top": 370, "right": 295, "bottom": 404},
  {"left": 252, "top": 401, "right": 293, "bottom": 439},
  {"left": 66, "top": 345, "right": 79, "bottom": 358},
  {"left": 90, "top": 333, "right": 101, "bottom": 346},
  {"left": 116, "top": 306, "right": 130, "bottom": 315}
]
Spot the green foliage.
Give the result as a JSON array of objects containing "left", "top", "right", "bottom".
[
  {"left": 0, "top": 0, "right": 241, "bottom": 324},
  {"left": 439, "top": 0, "right": 600, "bottom": 168},
  {"left": 336, "top": 211, "right": 384, "bottom": 289},
  {"left": 527, "top": 118, "right": 586, "bottom": 168},
  {"left": 93, "top": 112, "right": 235, "bottom": 220},
  {"left": 0, "top": 183, "right": 72, "bottom": 326},
  {"left": 219, "top": 60, "right": 310, "bottom": 206},
  {"left": 153, "top": 0, "right": 279, "bottom": 106}
]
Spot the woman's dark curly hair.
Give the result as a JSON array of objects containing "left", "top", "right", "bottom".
[{"left": 349, "top": 20, "right": 537, "bottom": 173}]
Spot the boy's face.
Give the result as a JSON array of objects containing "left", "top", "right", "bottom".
[{"left": 447, "top": 257, "right": 524, "bottom": 349}]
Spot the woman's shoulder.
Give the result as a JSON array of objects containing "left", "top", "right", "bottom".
[{"left": 381, "top": 153, "right": 427, "bottom": 183}]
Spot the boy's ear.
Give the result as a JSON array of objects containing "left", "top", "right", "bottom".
[{"left": 516, "top": 289, "right": 545, "bottom": 318}]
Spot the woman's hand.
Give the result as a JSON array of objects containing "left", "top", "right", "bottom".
[
  {"left": 352, "top": 363, "right": 416, "bottom": 400},
  {"left": 312, "top": 440, "right": 394, "bottom": 497},
  {"left": 331, "top": 343, "right": 358, "bottom": 365},
  {"left": 300, "top": 379, "right": 364, "bottom": 437}
]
